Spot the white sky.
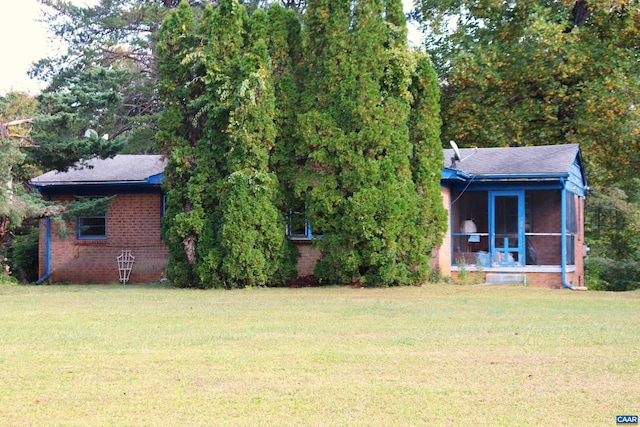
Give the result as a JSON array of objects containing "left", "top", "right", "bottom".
[{"left": 0, "top": 0, "right": 422, "bottom": 96}]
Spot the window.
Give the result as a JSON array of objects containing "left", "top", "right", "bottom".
[
  {"left": 76, "top": 197, "right": 108, "bottom": 240},
  {"left": 77, "top": 215, "right": 107, "bottom": 239},
  {"left": 286, "top": 197, "right": 321, "bottom": 239}
]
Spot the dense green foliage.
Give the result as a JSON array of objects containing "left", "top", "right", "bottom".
[
  {"left": 413, "top": 0, "right": 640, "bottom": 186},
  {"left": 157, "top": 0, "right": 446, "bottom": 287},
  {"left": 297, "top": 0, "right": 446, "bottom": 285},
  {"left": 585, "top": 180, "right": 640, "bottom": 291},
  {"left": 7, "top": 227, "right": 39, "bottom": 283},
  {"left": 158, "top": 0, "right": 297, "bottom": 288}
]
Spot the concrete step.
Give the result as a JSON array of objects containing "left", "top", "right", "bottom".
[{"left": 485, "top": 273, "right": 527, "bottom": 285}]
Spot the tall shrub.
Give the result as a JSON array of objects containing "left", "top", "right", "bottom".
[
  {"left": 156, "top": 1, "right": 202, "bottom": 286},
  {"left": 298, "top": 0, "right": 445, "bottom": 286},
  {"left": 157, "top": 0, "right": 296, "bottom": 288}
]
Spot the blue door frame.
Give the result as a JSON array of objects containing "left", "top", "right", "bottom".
[{"left": 489, "top": 190, "right": 525, "bottom": 267}]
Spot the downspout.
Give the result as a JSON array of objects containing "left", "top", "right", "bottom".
[
  {"left": 36, "top": 195, "right": 51, "bottom": 284},
  {"left": 560, "top": 178, "right": 574, "bottom": 290}
]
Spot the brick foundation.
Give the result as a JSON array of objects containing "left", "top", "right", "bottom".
[
  {"left": 291, "top": 239, "right": 321, "bottom": 277},
  {"left": 450, "top": 269, "right": 584, "bottom": 288}
]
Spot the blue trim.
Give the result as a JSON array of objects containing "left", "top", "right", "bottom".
[
  {"left": 489, "top": 190, "right": 525, "bottom": 267},
  {"left": 146, "top": 172, "right": 164, "bottom": 185},
  {"left": 32, "top": 182, "right": 162, "bottom": 196},
  {"left": 441, "top": 168, "right": 470, "bottom": 181},
  {"left": 560, "top": 178, "right": 574, "bottom": 289},
  {"left": 467, "top": 173, "right": 568, "bottom": 180},
  {"left": 36, "top": 217, "right": 51, "bottom": 284},
  {"left": 445, "top": 181, "right": 564, "bottom": 193}
]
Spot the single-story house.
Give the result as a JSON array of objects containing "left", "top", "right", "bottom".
[{"left": 31, "top": 144, "right": 588, "bottom": 288}]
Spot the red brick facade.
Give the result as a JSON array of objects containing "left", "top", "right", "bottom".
[{"left": 39, "top": 193, "right": 168, "bottom": 284}]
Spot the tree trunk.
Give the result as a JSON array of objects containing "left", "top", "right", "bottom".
[{"left": 573, "top": 0, "right": 589, "bottom": 28}]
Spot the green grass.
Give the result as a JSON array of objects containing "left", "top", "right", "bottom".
[{"left": 1, "top": 282, "right": 638, "bottom": 426}]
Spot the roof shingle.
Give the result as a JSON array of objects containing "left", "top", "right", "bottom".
[
  {"left": 31, "top": 155, "right": 167, "bottom": 184},
  {"left": 443, "top": 144, "right": 580, "bottom": 176}
]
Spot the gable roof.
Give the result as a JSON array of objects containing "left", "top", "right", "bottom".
[
  {"left": 443, "top": 144, "right": 581, "bottom": 176},
  {"left": 31, "top": 155, "right": 167, "bottom": 185}
]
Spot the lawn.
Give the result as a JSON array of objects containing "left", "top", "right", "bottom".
[{"left": 1, "top": 282, "right": 638, "bottom": 426}]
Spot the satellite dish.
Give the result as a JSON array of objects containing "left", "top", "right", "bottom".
[
  {"left": 84, "top": 129, "right": 98, "bottom": 138},
  {"left": 449, "top": 140, "right": 461, "bottom": 166}
]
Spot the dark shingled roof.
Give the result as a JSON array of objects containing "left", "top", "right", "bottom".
[
  {"left": 31, "top": 155, "right": 167, "bottom": 184},
  {"left": 443, "top": 144, "right": 580, "bottom": 176}
]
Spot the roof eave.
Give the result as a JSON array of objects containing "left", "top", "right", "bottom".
[
  {"left": 470, "top": 173, "right": 569, "bottom": 181},
  {"left": 30, "top": 180, "right": 162, "bottom": 195},
  {"left": 31, "top": 180, "right": 151, "bottom": 187}
]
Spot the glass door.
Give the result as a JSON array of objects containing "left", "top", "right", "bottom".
[{"left": 489, "top": 191, "right": 524, "bottom": 266}]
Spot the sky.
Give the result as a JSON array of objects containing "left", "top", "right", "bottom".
[{"left": 0, "top": 0, "right": 422, "bottom": 96}]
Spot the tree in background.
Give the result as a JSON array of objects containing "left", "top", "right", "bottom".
[
  {"left": 412, "top": 0, "right": 640, "bottom": 290},
  {"left": 1, "top": 91, "right": 121, "bottom": 281},
  {"left": 584, "top": 180, "right": 640, "bottom": 291},
  {"left": 33, "top": 0, "right": 307, "bottom": 155},
  {"left": 33, "top": 0, "right": 172, "bottom": 153},
  {"left": 297, "top": 0, "right": 446, "bottom": 286},
  {"left": 413, "top": 0, "right": 640, "bottom": 186}
]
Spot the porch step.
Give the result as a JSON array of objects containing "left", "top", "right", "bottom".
[{"left": 485, "top": 273, "right": 527, "bottom": 286}]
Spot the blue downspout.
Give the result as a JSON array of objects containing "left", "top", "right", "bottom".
[
  {"left": 560, "top": 178, "right": 574, "bottom": 290},
  {"left": 36, "top": 198, "right": 51, "bottom": 284}
]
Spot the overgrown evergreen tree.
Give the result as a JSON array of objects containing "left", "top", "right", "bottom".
[
  {"left": 409, "top": 55, "right": 448, "bottom": 273},
  {"left": 298, "top": 0, "right": 446, "bottom": 286},
  {"left": 156, "top": 1, "right": 202, "bottom": 285},
  {"left": 158, "top": 0, "right": 445, "bottom": 288},
  {"left": 266, "top": 4, "right": 304, "bottom": 221},
  {"left": 200, "top": 5, "right": 296, "bottom": 288},
  {"left": 158, "top": 0, "right": 296, "bottom": 288}
]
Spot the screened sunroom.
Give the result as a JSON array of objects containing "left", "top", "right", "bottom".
[{"left": 438, "top": 144, "right": 588, "bottom": 288}]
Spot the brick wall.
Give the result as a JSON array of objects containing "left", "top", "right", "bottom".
[
  {"left": 291, "top": 240, "right": 321, "bottom": 277},
  {"left": 433, "top": 186, "right": 452, "bottom": 278},
  {"left": 39, "top": 193, "right": 168, "bottom": 284}
]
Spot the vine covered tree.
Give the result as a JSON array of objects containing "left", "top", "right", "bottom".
[
  {"left": 156, "top": 1, "right": 203, "bottom": 285},
  {"left": 157, "top": 0, "right": 297, "bottom": 288}
]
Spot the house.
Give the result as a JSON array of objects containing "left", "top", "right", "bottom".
[
  {"left": 435, "top": 144, "right": 588, "bottom": 289},
  {"left": 31, "top": 144, "right": 588, "bottom": 287},
  {"left": 31, "top": 155, "right": 168, "bottom": 284}
]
